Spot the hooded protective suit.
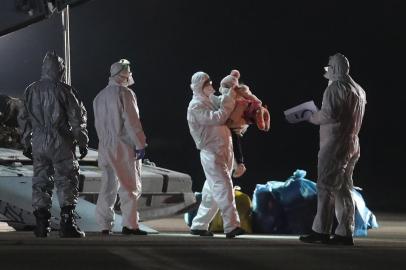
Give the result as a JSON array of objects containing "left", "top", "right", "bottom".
[
  {"left": 187, "top": 71, "right": 241, "bottom": 234},
  {"left": 93, "top": 59, "right": 146, "bottom": 231},
  {"left": 309, "top": 53, "right": 366, "bottom": 237},
  {"left": 18, "top": 51, "right": 88, "bottom": 211}
]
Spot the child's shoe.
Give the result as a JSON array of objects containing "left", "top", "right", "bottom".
[{"left": 232, "top": 163, "right": 246, "bottom": 178}]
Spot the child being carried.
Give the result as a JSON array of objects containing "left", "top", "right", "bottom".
[{"left": 211, "top": 70, "right": 270, "bottom": 178}]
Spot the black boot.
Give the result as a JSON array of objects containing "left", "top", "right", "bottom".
[
  {"left": 33, "top": 208, "right": 51, "bottom": 238},
  {"left": 122, "top": 226, "right": 148, "bottom": 235},
  {"left": 299, "top": 231, "right": 330, "bottom": 244},
  {"left": 59, "top": 206, "right": 85, "bottom": 238},
  {"left": 328, "top": 235, "right": 354, "bottom": 246},
  {"left": 226, "top": 227, "right": 245, "bottom": 239},
  {"left": 190, "top": 229, "right": 214, "bottom": 237}
]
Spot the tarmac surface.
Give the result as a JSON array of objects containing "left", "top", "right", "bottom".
[{"left": 0, "top": 212, "right": 405, "bottom": 270}]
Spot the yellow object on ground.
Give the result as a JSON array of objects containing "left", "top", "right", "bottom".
[{"left": 209, "top": 189, "right": 253, "bottom": 233}]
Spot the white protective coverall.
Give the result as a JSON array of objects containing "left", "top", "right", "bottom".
[
  {"left": 309, "top": 53, "right": 367, "bottom": 237},
  {"left": 187, "top": 71, "right": 241, "bottom": 233},
  {"left": 93, "top": 60, "right": 146, "bottom": 231}
]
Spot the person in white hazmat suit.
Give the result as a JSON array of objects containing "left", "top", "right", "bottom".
[
  {"left": 187, "top": 71, "right": 245, "bottom": 238},
  {"left": 93, "top": 59, "right": 148, "bottom": 235},
  {"left": 299, "top": 53, "right": 366, "bottom": 246}
]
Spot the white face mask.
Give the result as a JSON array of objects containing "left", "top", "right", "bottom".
[
  {"left": 127, "top": 74, "right": 134, "bottom": 86},
  {"left": 117, "top": 71, "right": 134, "bottom": 87},
  {"left": 323, "top": 65, "right": 333, "bottom": 80}
]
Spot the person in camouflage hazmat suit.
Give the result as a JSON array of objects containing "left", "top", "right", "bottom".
[{"left": 18, "top": 51, "right": 88, "bottom": 238}]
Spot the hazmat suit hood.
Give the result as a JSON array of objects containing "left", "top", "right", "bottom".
[
  {"left": 219, "top": 72, "right": 239, "bottom": 94},
  {"left": 109, "top": 59, "right": 134, "bottom": 87},
  {"left": 324, "top": 53, "right": 352, "bottom": 82},
  {"left": 41, "top": 51, "right": 65, "bottom": 82},
  {"left": 190, "top": 71, "right": 210, "bottom": 100}
]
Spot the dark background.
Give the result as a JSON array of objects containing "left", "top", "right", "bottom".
[{"left": 0, "top": 0, "right": 405, "bottom": 211}]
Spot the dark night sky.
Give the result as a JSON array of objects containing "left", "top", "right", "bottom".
[{"left": 0, "top": 0, "right": 405, "bottom": 211}]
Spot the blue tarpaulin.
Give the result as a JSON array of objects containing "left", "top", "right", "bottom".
[{"left": 252, "top": 169, "right": 379, "bottom": 236}]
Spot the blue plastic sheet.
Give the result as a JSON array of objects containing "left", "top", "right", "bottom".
[
  {"left": 252, "top": 170, "right": 317, "bottom": 234},
  {"left": 184, "top": 192, "right": 202, "bottom": 227},
  {"left": 252, "top": 169, "right": 378, "bottom": 236},
  {"left": 352, "top": 188, "right": 379, "bottom": 236}
]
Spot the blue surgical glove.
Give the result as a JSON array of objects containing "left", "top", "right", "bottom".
[{"left": 134, "top": 148, "right": 145, "bottom": 160}]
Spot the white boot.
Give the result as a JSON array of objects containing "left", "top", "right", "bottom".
[{"left": 232, "top": 163, "right": 246, "bottom": 178}]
